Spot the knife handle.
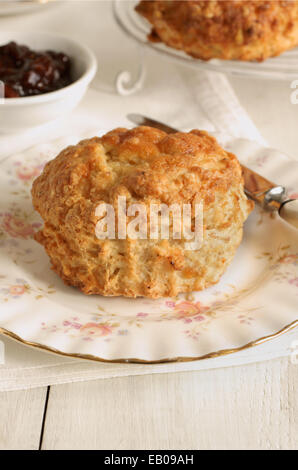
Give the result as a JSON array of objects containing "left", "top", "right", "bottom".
[{"left": 279, "top": 199, "right": 298, "bottom": 229}]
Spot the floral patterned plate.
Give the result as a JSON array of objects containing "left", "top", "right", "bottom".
[{"left": 0, "top": 133, "right": 297, "bottom": 363}]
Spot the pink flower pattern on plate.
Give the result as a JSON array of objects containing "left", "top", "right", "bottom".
[
  {"left": 80, "top": 322, "right": 113, "bottom": 337},
  {"left": 0, "top": 279, "right": 28, "bottom": 299},
  {"left": 279, "top": 254, "right": 298, "bottom": 265},
  {"left": 1, "top": 213, "right": 40, "bottom": 239},
  {"left": 16, "top": 166, "right": 42, "bottom": 182},
  {"left": 173, "top": 300, "right": 209, "bottom": 319},
  {"left": 289, "top": 278, "right": 298, "bottom": 287},
  {"left": 9, "top": 285, "right": 26, "bottom": 296}
]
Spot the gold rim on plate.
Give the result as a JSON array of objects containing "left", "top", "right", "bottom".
[{"left": 1, "top": 319, "right": 298, "bottom": 364}]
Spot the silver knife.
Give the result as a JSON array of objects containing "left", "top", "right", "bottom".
[{"left": 127, "top": 113, "right": 298, "bottom": 229}]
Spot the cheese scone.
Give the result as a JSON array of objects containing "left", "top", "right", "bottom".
[
  {"left": 32, "top": 127, "right": 253, "bottom": 298},
  {"left": 136, "top": 0, "right": 298, "bottom": 61}
]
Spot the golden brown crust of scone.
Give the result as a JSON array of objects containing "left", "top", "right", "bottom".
[
  {"left": 32, "top": 126, "right": 253, "bottom": 298},
  {"left": 136, "top": 0, "right": 298, "bottom": 61}
]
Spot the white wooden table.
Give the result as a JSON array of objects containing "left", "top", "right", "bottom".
[
  {"left": 0, "top": 1, "right": 298, "bottom": 450},
  {"left": 1, "top": 358, "right": 297, "bottom": 450}
]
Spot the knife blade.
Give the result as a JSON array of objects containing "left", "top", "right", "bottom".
[{"left": 127, "top": 113, "right": 288, "bottom": 212}]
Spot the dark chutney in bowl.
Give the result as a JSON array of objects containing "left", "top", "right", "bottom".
[{"left": 0, "top": 41, "right": 72, "bottom": 98}]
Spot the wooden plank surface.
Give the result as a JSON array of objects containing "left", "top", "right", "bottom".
[
  {"left": 0, "top": 387, "right": 47, "bottom": 450},
  {"left": 41, "top": 357, "right": 298, "bottom": 450}
]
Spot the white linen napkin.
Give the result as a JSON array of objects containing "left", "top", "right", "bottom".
[
  {"left": 0, "top": 71, "right": 296, "bottom": 391},
  {"left": 1, "top": 329, "right": 297, "bottom": 392}
]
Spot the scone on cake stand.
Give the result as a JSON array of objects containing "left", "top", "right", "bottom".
[{"left": 113, "top": 0, "right": 298, "bottom": 93}]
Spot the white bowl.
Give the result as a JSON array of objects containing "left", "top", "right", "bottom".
[{"left": 0, "top": 31, "right": 97, "bottom": 132}]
